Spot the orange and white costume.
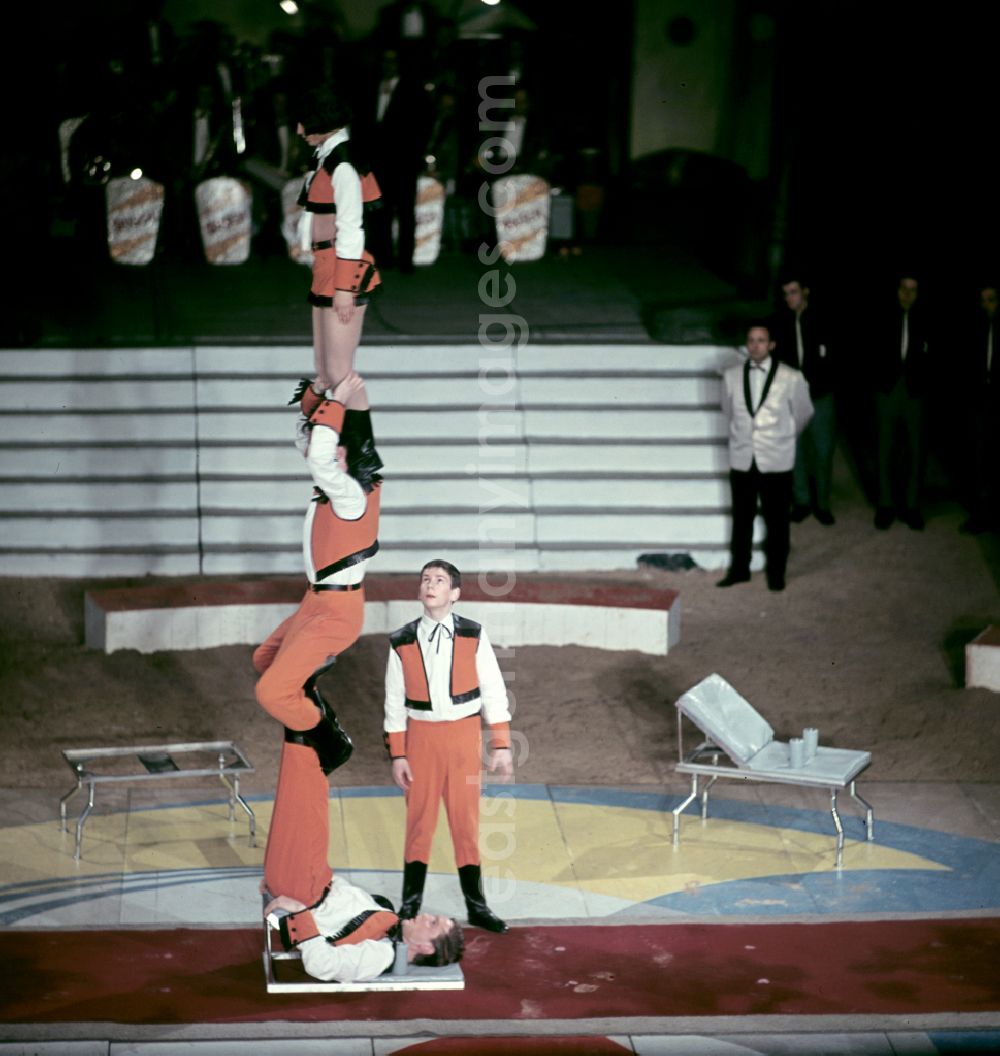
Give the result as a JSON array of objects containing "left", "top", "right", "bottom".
[
  {"left": 272, "top": 874, "right": 400, "bottom": 982},
  {"left": 254, "top": 397, "right": 380, "bottom": 907},
  {"left": 384, "top": 613, "right": 511, "bottom": 866},
  {"left": 298, "top": 128, "right": 382, "bottom": 306}
]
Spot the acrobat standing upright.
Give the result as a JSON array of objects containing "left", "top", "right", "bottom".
[
  {"left": 296, "top": 86, "right": 381, "bottom": 402},
  {"left": 384, "top": 559, "right": 514, "bottom": 933}
]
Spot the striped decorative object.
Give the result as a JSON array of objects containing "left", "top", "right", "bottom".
[
  {"left": 413, "top": 175, "right": 445, "bottom": 266},
  {"left": 105, "top": 177, "right": 164, "bottom": 266},
  {"left": 194, "top": 177, "right": 252, "bottom": 265},
  {"left": 492, "top": 174, "right": 550, "bottom": 263}
]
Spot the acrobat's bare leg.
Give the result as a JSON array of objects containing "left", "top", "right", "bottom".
[{"left": 312, "top": 305, "right": 368, "bottom": 406}]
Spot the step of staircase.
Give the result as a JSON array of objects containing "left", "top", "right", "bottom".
[{"left": 0, "top": 343, "right": 747, "bottom": 576}]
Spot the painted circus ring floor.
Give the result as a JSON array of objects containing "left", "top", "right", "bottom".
[
  {"left": 3, "top": 785, "right": 1000, "bottom": 1053},
  {"left": 3, "top": 783, "right": 998, "bottom": 928},
  {"left": 3, "top": 535, "right": 1000, "bottom": 1050}
]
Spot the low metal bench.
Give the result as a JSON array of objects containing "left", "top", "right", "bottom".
[
  {"left": 672, "top": 673, "right": 874, "bottom": 869},
  {"left": 59, "top": 740, "right": 255, "bottom": 861}
]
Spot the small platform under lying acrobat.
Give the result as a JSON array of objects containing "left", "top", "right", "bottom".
[{"left": 263, "top": 906, "right": 465, "bottom": 994}]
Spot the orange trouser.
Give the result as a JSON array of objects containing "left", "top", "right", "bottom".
[
  {"left": 253, "top": 587, "right": 365, "bottom": 730},
  {"left": 264, "top": 742, "right": 332, "bottom": 905},
  {"left": 405, "top": 714, "right": 482, "bottom": 867},
  {"left": 254, "top": 587, "right": 365, "bottom": 906}
]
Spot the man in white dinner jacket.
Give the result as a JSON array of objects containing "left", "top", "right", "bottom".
[{"left": 717, "top": 323, "right": 814, "bottom": 592}]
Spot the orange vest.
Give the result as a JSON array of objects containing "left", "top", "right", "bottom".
[
  {"left": 281, "top": 904, "right": 399, "bottom": 949},
  {"left": 307, "top": 399, "right": 380, "bottom": 579},
  {"left": 329, "top": 908, "right": 398, "bottom": 947},
  {"left": 311, "top": 483, "right": 380, "bottom": 581},
  {"left": 390, "top": 616, "right": 482, "bottom": 711}
]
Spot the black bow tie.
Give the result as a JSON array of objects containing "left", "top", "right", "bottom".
[
  {"left": 427, "top": 622, "right": 453, "bottom": 653},
  {"left": 750, "top": 363, "right": 766, "bottom": 371}
]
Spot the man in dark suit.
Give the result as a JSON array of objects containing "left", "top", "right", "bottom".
[
  {"left": 476, "top": 84, "right": 552, "bottom": 180},
  {"left": 772, "top": 275, "right": 837, "bottom": 525},
  {"left": 359, "top": 46, "right": 432, "bottom": 273},
  {"left": 872, "top": 274, "right": 931, "bottom": 530},
  {"left": 959, "top": 283, "right": 999, "bottom": 533}
]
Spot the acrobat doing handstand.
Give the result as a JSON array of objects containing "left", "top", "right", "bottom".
[{"left": 253, "top": 371, "right": 464, "bottom": 982}]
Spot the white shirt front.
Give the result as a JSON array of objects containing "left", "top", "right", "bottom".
[
  {"left": 377, "top": 77, "right": 399, "bottom": 122},
  {"left": 193, "top": 112, "right": 210, "bottom": 166},
  {"left": 504, "top": 115, "right": 526, "bottom": 161},
  {"left": 748, "top": 356, "right": 771, "bottom": 413},
  {"left": 299, "top": 875, "right": 395, "bottom": 982},
  {"left": 384, "top": 612, "right": 512, "bottom": 733}
]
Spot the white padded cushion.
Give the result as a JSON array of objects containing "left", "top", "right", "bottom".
[{"left": 674, "top": 673, "right": 774, "bottom": 765}]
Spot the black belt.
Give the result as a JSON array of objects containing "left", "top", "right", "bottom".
[
  {"left": 311, "top": 239, "right": 334, "bottom": 251},
  {"left": 310, "top": 581, "right": 363, "bottom": 592}
]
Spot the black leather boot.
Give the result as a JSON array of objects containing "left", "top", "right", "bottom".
[
  {"left": 342, "top": 409, "right": 384, "bottom": 481},
  {"left": 285, "top": 659, "right": 353, "bottom": 775},
  {"left": 399, "top": 860, "right": 428, "bottom": 920},
  {"left": 458, "top": 864, "right": 508, "bottom": 933}
]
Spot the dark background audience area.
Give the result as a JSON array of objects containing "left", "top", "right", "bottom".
[{"left": 1, "top": 0, "right": 998, "bottom": 526}]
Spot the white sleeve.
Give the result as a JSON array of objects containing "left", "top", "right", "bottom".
[
  {"left": 307, "top": 420, "right": 366, "bottom": 520},
  {"left": 476, "top": 628, "right": 512, "bottom": 725},
  {"left": 332, "top": 161, "right": 364, "bottom": 260},
  {"left": 300, "top": 936, "right": 394, "bottom": 982},
  {"left": 384, "top": 647, "right": 408, "bottom": 733},
  {"left": 294, "top": 414, "right": 311, "bottom": 456}
]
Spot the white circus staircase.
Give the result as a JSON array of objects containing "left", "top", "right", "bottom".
[{"left": 0, "top": 343, "right": 753, "bottom": 577}]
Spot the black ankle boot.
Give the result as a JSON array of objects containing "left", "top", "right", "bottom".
[
  {"left": 285, "top": 660, "right": 353, "bottom": 775},
  {"left": 399, "top": 860, "right": 428, "bottom": 920},
  {"left": 342, "top": 409, "right": 384, "bottom": 481},
  {"left": 458, "top": 864, "right": 508, "bottom": 933}
]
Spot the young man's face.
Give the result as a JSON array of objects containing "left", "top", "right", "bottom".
[
  {"left": 897, "top": 277, "right": 919, "bottom": 311},
  {"left": 419, "top": 566, "right": 460, "bottom": 617},
  {"left": 782, "top": 281, "right": 808, "bottom": 313},
  {"left": 981, "top": 287, "right": 998, "bottom": 317},
  {"left": 404, "top": 913, "right": 454, "bottom": 948},
  {"left": 746, "top": 327, "right": 774, "bottom": 362}
]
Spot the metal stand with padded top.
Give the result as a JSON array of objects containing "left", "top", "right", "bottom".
[
  {"left": 58, "top": 741, "right": 255, "bottom": 861},
  {"left": 672, "top": 674, "right": 874, "bottom": 869}
]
